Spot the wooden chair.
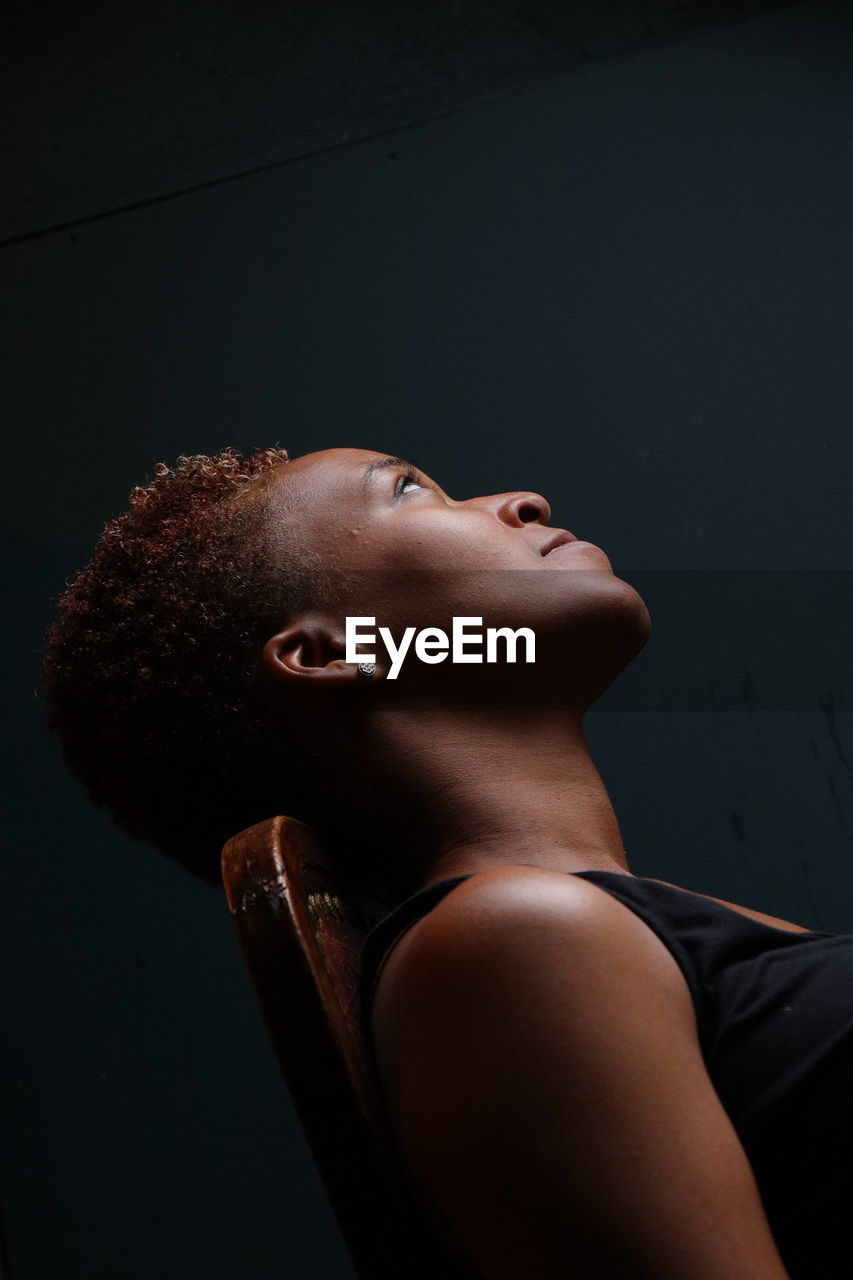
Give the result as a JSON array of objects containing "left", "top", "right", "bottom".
[{"left": 221, "top": 815, "right": 475, "bottom": 1280}]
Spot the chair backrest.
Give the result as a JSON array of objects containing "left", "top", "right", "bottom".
[{"left": 221, "top": 815, "right": 472, "bottom": 1280}]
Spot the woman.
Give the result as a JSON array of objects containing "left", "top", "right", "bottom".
[{"left": 44, "top": 445, "right": 852, "bottom": 1279}]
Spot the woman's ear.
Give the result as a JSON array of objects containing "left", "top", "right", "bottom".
[{"left": 262, "top": 613, "right": 362, "bottom": 686}]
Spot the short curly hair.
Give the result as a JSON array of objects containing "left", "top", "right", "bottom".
[{"left": 42, "top": 446, "right": 317, "bottom": 887}]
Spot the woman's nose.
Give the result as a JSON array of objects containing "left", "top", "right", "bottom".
[{"left": 492, "top": 491, "right": 552, "bottom": 527}]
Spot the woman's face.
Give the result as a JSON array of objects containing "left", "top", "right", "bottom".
[
  {"left": 263, "top": 447, "right": 650, "bottom": 699},
  {"left": 266, "top": 445, "right": 612, "bottom": 569}
]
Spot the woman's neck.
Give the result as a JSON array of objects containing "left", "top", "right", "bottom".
[{"left": 330, "top": 704, "right": 630, "bottom": 898}]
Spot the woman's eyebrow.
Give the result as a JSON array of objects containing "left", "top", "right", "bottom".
[{"left": 361, "top": 456, "right": 420, "bottom": 484}]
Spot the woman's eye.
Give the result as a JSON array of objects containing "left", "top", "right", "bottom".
[{"left": 396, "top": 471, "right": 427, "bottom": 496}]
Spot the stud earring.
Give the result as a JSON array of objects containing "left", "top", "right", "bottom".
[{"left": 357, "top": 662, "right": 376, "bottom": 677}]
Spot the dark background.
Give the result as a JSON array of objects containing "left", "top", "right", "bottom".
[{"left": 3, "top": 2, "right": 852, "bottom": 1276}]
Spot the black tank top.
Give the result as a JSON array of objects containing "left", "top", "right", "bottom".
[{"left": 360, "top": 870, "right": 853, "bottom": 1279}]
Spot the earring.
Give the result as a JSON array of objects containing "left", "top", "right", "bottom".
[{"left": 357, "top": 662, "right": 376, "bottom": 677}]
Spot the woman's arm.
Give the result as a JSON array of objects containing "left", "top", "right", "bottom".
[{"left": 371, "top": 866, "right": 790, "bottom": 1279}]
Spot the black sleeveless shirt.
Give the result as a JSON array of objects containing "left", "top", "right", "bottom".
[{"left": 360, "top": 870, "right": 853, "bottom": 1279}]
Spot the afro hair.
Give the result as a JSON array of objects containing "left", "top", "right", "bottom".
[{"left": 42, "top": 446, "right": 318, "bottom": 887}]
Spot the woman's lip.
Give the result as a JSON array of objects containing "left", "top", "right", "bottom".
[
  {"left": 540, "top": 530, "right": 578, "bottom": 555},
  {"left": 547, "top": 540, "right": 597, "bottom": 552}
]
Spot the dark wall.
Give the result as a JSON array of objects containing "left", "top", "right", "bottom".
[
  {"left": 4, "top": 0, "right": 790, "bottom": 243},
  {"left": 3, "top": 3, "right": 852, "bottom": 1277}
]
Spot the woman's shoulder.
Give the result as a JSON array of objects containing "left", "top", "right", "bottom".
[
  {"left": 373, "top": 864, "right": 692, "bottom": 1024},
  {"left": 369, "top": 863, "right": 793, "bottom": 1280},
  {"left": 439, "top": 863, "right": 814, "bottom": 933},
  {"left": 385, "top": 864, "right": 644, "bottom": 959},
  {"left": 406, "top": 862, "right": 631, "bottom": 928}
]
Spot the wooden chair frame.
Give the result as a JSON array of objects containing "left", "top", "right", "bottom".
[{"left": 222, "top": 815, "right": 474, "bottom": 1279}]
